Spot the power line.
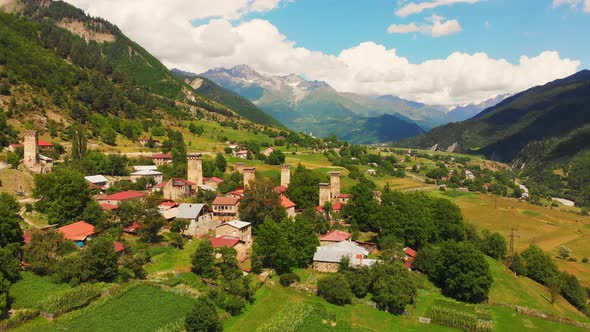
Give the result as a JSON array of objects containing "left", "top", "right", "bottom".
[{"left": 506, "top": 227, "right": 520, "bottom": 275}]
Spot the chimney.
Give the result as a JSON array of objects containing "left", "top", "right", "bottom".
[
  {"left": 329, "top": 171, "right": 341, "bottom": 202},
  {"left": 187, "top": 153, "right": 203, "bottom": 185},
  {"left": 280, "top": 164, "right": 291, "bottom": 187},
  {"left": 319, "top": 183, "right": 331, "bottom": 207}
]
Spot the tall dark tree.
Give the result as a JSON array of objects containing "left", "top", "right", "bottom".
[
  {"left": 215, "top": 153, "right": 227, "bottom": 173},
  {"left": 341, "top": 179, "right": 379, "bottom": 232},
  {"left": 480, "top": 230, "right": 507, "bottom": 260},
  {"left": 252, "top": 219, "right": 294, "bottom": 274},
  {"left": 70, "top": 123, "right": 87, "bottom": 160},
  {"left": 191, "top": 240, "right": 216, "bottom": 279},
  {"left": 430, "top": 241, "right": 493, "bottom": 303},
  {"left": 286, "top": 164, "right": 322, "bottom": 209},
  {"left": 372, "top": 262, "right": 417, "bottom": 314},
  {"left": 33, "top": 169, "right": 91, "bottom": 225},
  {"left": 0, "top": 193, "right": 23, "bottom": 247},
  {"left": 216, "top": 246, "right": 242, "bottom": 281},
  {"left": 238, "top": 178, "right": 286, "bottom": 229}
]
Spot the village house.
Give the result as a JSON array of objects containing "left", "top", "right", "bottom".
[
  {"left": 366, "top": 169, "right": 377, "bottom": 176},
  {"left": 229, "top": 188, "right": 244, "bottom": 199},
  {"left": 21, "top": 131, "right": 53, "bottom": 174},
  {"left": 58, "top": 221, "right": 96, "bottom": 247},
  {"left": 203, "top": 177, "right": 224, "bottom": 190},
  {"left": 280, "top": 195, "right": 297, "bottom": 218},
  {"left": 274, "top": 185, "right": 288, "bottom": 196},
  {"left": 133, "top": 165, "right": 158, "bottom": 172},
  {"left": 465, "top": 170, "right": 476, "bottom": 180},
  {"left": 210, "top": 235, "right": 248, "bottom": 260},
  {"left": 175, "top": 203, "right": 218, "bottom": 237},
  {"left": 215, "top": 220, "right": 252, "bottom": 248},
  {"left": 152, "top": 153, "right": 173, "bottom": 166},
  {"left": 319, "top": 229, "right": 352, "bottom": 246},
  {"left": 212, "top": 196, "right": 240, "bottom": 221},
  {"left": 84, "top": 175, "right": 109, "bottom": 190},
  {"left": 161, "top": 178, "right": 196, "bottom": 200},
  {"left": 97, "top": 190, "right": 145, "bottom": 207},
  {"left": 312, "top": 241, "right": 376, "bottom": 273},
  {"left": 235, "top": 150, "right": 248, "bottom": 159},
  {"left": 336, "top": 193, "right": 352, "bottom": 204},
  {"left": 130, "top": 169, "right": 164, "bottom": 185},
  {"left": 123, "top": 222, "right": 142, "bottom": 235},
  {"left": 403, "top": 247, "right": 417, "bottom": 270},
  {"left": 262, "top": 147, "right": 274, "bottom": 156}
]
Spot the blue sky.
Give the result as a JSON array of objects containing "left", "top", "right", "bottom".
[
  {"left": 68, "top": 0, "right": 588, "bottom": 105},
  {"left": 242, "top": 0, "right": 589, "bottom": 67}
]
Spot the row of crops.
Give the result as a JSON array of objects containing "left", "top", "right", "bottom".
[{"left": 428, "top": 299, "right": 493, "bottom": 332}]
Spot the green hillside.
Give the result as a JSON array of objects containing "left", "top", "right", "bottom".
[
  {"left": 405, "top": 70, "right": 590, "bottom": 205},
  {"left": 177, "top": 72, "right": 284, "bottom": 127}
]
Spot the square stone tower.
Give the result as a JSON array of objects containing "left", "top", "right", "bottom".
[
  {"left": 23, "top": 130, "right": 39, "bottom": 168},
  {"left": 236, "top": 162, "right": 245, "bottom": 174},
  {"left": 187, "top": 153, "right": 203, "bottom": 186},
  {"left": 280, "top": 164, "right": 291, "bottom": 187},
  {"left": 319, "top": 183, "right": 331, "bottom": 207},
  {"left": 329, "top": 171, "right": 341, "bottom": 202},
  {"left": 243, "top": 167, "right": 256, "bottom": 188}
]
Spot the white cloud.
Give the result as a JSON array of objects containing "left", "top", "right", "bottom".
[
  {"left": 552, "top": 0, "right": 590, "bottom": 12},
  {"left": 387, "top": 15, "right": 462, "bottom": 37},
  {"left": 396, "top": 0, "right": 480, "bottom": 17},
  {"left": 387, "top": 22, "right": 420, "bottom": 34},
  {"left": 64, "top": 1, "right": 581, "bottom": 106}
]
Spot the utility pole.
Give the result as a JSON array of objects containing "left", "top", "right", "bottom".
[{"left": 506, "top": 227, "right": 519, "bottom": 275}]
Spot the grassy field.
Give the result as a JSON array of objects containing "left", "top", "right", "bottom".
[
  {"left": 145, "top": 238, "right": 201, "bottom": 274},
  {"left": 0, "top": 167, "right": 34, "bottom": 197},
  {"left": 434, "top": 190, "right": 590, "bottom": 286},
  {"left": 14, "top": 284, "right": 196, "bottom": 332},
  {"left": 10, "top": 272, "right": 72, "bottom": 310},
  {"left": 225, "top": 267, "right": 588, "bottom": 332}
]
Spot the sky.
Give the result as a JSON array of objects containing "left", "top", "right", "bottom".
[{"left": 64, "top": 0, "right": 589, "bottom": 105}]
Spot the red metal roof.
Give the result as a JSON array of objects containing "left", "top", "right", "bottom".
[
  {"left": 210, "top": 236, "right": 240, "bottom": 248},
  {"left": 123, "top": 222, "right": 141, "bottom": 233},
  {"left": 320, "top": 230, "right": 352, "bottom": 242},
  {"left": 152, "top": 153, "right": 172, "bottom": 159},
  {"left": 274, "top": 185, "right": 288, "bottom": 194},
  {"left": 337, "top": 193, "right": 352, "bottom": 198},
  {"left": 154, "top": 181, "right": 168, "bottom": 188},
  {"left": 205, "top": 177, "right": 224, "bottom": 183},
  {"left": 315, "top": 202, "right": 343, "bottom": 213},
  {"left": 170, "top": 178, "right": 196, "bottom": 186},
  {"left": 58, "top": 221, "right": 95, "bottom": 241},
  {"left": 159, "top": 201, "right": 178, "bottom": 208},
  {"left": 100, "top": 203, "right": 118, "bottom": 211},
  {"left": 229, "top": 189, "right": 244, "bottom": 197},
  {"left": 38, "top": 140, "right": 54, "bottom": 147},
  {"left": 403, "top": 247, "right": 417, "bottom": 258},
  {"left": 114, "top": 242, "right": 125, "bottom": 253},
  {"left": 212, "top": 196, "right": 240, "bottom": 205},
  {"left": 236, "top": 150, "right": 248, "bottom": 154},
  {"left": 99, "top": 190, "right": 145, "bottom": 201},
  {"left": 280, "top": 196, "right": 296, "bottom": 209}
]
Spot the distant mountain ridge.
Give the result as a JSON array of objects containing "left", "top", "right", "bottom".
[
  {"left": 195, "top": 65, "right": 507, "bottom": 143},
  {"left": 405, "top": 69, "right": 590, "bottom": 164}
]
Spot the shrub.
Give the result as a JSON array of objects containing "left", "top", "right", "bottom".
[
  {"left": 224, "top": 294, "right": 246, "bottom": 316},
  {"left": 40, "top": 283, "right": 104, "bottom": 315},
  {"left": 24, "top": 203, "right": 33, "bottom": 212},
  {"left": 279, "top": 272, "right": 300, "bottom": 287},
  {"left": 582, "top": 257, "right": 588, "bottom": 263},
  {"left": 317, "top": 274, "right": 353, "bottom": 305},
  {"left": 559, "top": 246, "right": 572, "bottom": 259},
  {"left": 185, "top": 297, "right": 223, "bottom": 332}
]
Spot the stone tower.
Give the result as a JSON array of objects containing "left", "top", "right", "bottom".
[
  {"left": 243, "top": 167, "right": 256, "bottom": 188},
  {"left": 187, "top": 153, "right": 203, "bottom": 186},
  {"left": 329, "top": 171, "right": 341, "bottom": 202},
  {"left": 319, "top": 183, "right": 331, "bottom": 207},
  {"left": 280, "top": 164, "right": 291, "bottom": 187},
  {"left": 23, "top": 130, "right": 39, "bottom": 168},
  {"left": 236, "top": 162, "right": 245, "bottom": 174}
]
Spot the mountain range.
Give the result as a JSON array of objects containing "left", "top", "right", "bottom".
[{"left": 176, "top": 65, "right": 508, "bottom": 143}]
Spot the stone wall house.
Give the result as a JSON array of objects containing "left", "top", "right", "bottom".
[
  {"left": 212, "top": 196, "right": 240, "bottom": 222},
  {"left": 215, "top": 220, "right": 252, "bottom": 248},
  {"left": 162, "top": 178, "right": 196, "bottom": 200},
  {"left": 312, "top": 241, "right": 376, "bottom": 273},
  {"left": 175, "top": 203, "right": 218, "bottom": 237}
]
